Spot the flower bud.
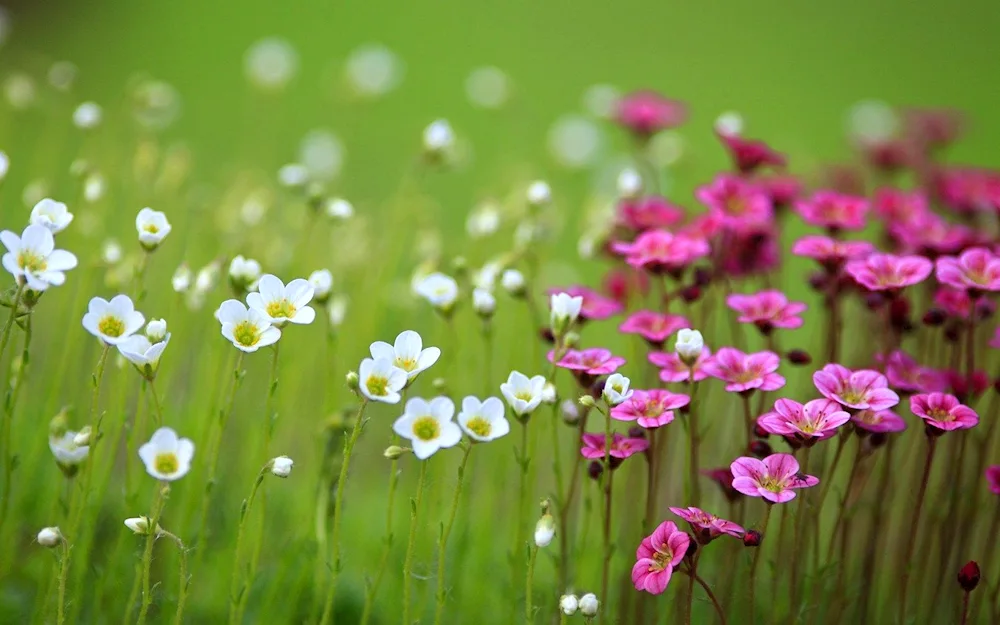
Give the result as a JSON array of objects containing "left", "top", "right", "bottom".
[
  {"left": 578, "top": 593, "right": 599, "bottom": 617},
  {"left": 534, "top": 513, "right": 556, "bottom": 547},
  {"left": 73, "top": 426, "right": 92, "bottom": 447},
  {"left": 325, "top": 198, "right": 354, "bottom": 221},
  {"left": 541, "top": 382, "right": 557, "bottom": 405},
  {"left": 559, "top": 594, "right": 579, "bottom": 616},
  {"left": 124, "top": 517, "right": 156, "bottom": 535},
  {"left": 786, "top": 349, "right": 812, "bottom": 366},
  {"left": 922, "top": 307, "right": 946, "bottom": 327},
  {"left": 146, "top": 319, "right": 168, "bottom": 343},
  {"left": 749, "top": 440, "right": 772, "bottom": 458},
  {"left": 562, "top": 331, "right": 581, "bottom": 349},
  {"left": 526, "top": 180, "right": 551, "bottom": 208},
  {"left": 561, "top": 399, "right": 580, "bottom": 425},
  {"left": 309, "top": 269, "right": 334, "bottom": 304},
  {"left": 602, "top": 373, "right": 633, "bottom": 406},
  {"left": 675, "top": 329, "right": 704, "bottom": 365},
  {"left": 743, "top": 529, "right": 763, "bottom": 547},
  {"left": 270, "top": 455, "right": 293, "bottom": 478},
  {"left": 680, "top": 285, "right": 701, "bottom": 303},
  {"left": 345, "top": 371, "right": 360, "bottom": 392},
  {"left": 383, "top": 445, "right": 407, "bottom": 460},
  {"left": 684, "top": 537, "right": 698, "bottom": 559},
  {"left": 616, "top": 168, "right": 643, "bottom": 199},
  {"left": 37, "top": 526, "right": 63, "bottom": 547},
  {"left": 49, "top": 409, "right": 69, "bottom": 438},
  {"left": 958, "top": 560, "right": 981, "bottom": 592},
  {"left": 422, "top": 119, "right": 454, "bottom": 160},
  {"left": 472, "top": 288, "right": 496, "bottom": 318},
  {"left": 627, "top": 426, "right": 646, "bottom": 439},
  {"left": 172, "top": 263, "right": 192, "bottom": 293},
  {"left": 550, "top": 293, "right": 583, "bottom": 338},
  {"left": 753, "top": 424, "right": 770, "bottom": 439},
  {"left": 501, "top": 269, "right": 526, "bottom": 297},
  {"left": 587, "top": 460, "right": 604, "bottom": 480},
  {"left": 578, "top": 395, "right": 597, "bottom": 409}
]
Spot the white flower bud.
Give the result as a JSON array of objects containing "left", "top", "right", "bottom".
[
  {"left": 541, "top": 382, "right": 557, "bottom": 405},
  {"left": 578, "top": 395, "right": 597, "bottom": 409},
  {"left": 73, "top": 426, "right": 92, "bottom": 447},
  {"left": 37, "top": 526, "right": 63, "bottom": 547},
  {"left": 715, "top": 111, "right": 744, "bottom": 136},
  {"left": 675, "top": 328, "right": 704, "bottom": 366},
  {"left": 384, "top": 445, "right": 407, "bottom": 460},
  {"left": 579, "top": 593, "right": 599, "bottom": 617},
  {"left": 172, "top": 263, "right": 192, "bottom": 293},
  {"left": 526, "top": 180, "right": 551, "bottom": 208},
  {"left": 549, "top": 293, "right": 583, "bottom": 337},
  {"left": 602, "top": 374, "right": 633, "bottom": 406},
  {"left": 309, "top": 269, "right": 333, "bottom": 303},
  {"left": 423, "top": 119, "right": 454, "bottom": 157},
  {"left": 472, "top": 288, "right": 496, "bottom": 317},
  {"left": 559, "top": 594, "right": 579, "bottom": 616},
  {"left": 325, "top": 197, "right": 354, "bottom": 220},
  {"left": 534, "top": 513, "right": 555, "bottom": 547},
  {"left": 616, "top": 168, "right": 643, "bottom": 199},
  {"left": 146, "top": 319, "right": 167, "bottom": 343},
  {"left": 124, "top": 517, "right": 155, "bottom": 535},
  {"left": 83, "top": 173, "right": 105, "bottom": 203},
  {"left": 561, "top": 399, "right": 580, "bottom": 425},
  {"left": 101, "top": 240, "right": 122, "bottom": 264},
  {"left": 72, "top": 102, "right": 103, "bottom": 129},
  {"left": 270, "top": 455, "right": 294, "bottom": 478},
  {"left": 501, "top": 269, "right": 526, "bottom": 297},
  {"left": 278, "top": 163, "right": 309, "bottom": 188}
]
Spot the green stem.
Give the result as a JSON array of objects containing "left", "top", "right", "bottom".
[
  {"left": 600, "top": 403, "right": 613, "bottom": 624},
  {"left": 160, "top": 531, "right": 189, "bottom": 625},
  {"left": 148, "top": 378, "right": 165, "bottom": 427},
  {"left": 514, "top": 418, "right": 531, "bottom": 597},
  {"left": 229, "top": 465, "right": 268, "bottom": 625},
  {"left": 688, "top": 373, "right": 701, "bottom": 506},
  {"left": 482, "top": 320, "right": 493, "bottom": 397},
  {"left": 749, "top": 505, "right": 772, "bottom": 625},
  {"left": 434, "top": 445, "right": 473, "bottom": 625},
  {"left": 0, "top": 283, "right": 25, "bottom": 365},
  {"left": 137, "top": 485, "right": 167, "bottom": 625},
  {"left": 360, "top": 433, "right": 401, "bottom": 625},
  {"left": 402, "top": 459, "right": 429, "bottom": 625},
  {"left": 56, "top": 539, "right": 69, "bottom": 625},
  {"left": 525, "top": 544, "right": 538, "bottom": 623},
  {"left": 319, "top": 400, "right": 369, "bottom": 625},
  {"left": 0, "top": 311, "right": 31, "bottom": 536},
  {"left": 898, "top": 436, "right": 937, "bottom": 624}
]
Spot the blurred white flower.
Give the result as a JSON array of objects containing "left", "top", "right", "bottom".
[
  {"left": 244, "top": 37, "right": 298, "bottom": 91},
  {"left": 422, "top": 119, "right": 454, "bottom": 158},
  {"left": 172, "top": 263, "right": 192, "bottom": 293},
  {"left": 82, "top": 295, "right": 145, "bottom": 345},
  {"left": 534, "top": 513, "right": 556, "bottom": 547},
  {"left": 559, "top": 595, "right": 579, "bottom": 616},
  {"left": 131, "top": 79, "right": 181, "bottom": 130},
  {"left": 4, "top": 73, "right": 36, "bottom": 109},
  {"left": 278, "top": 163, "right": 309, "bottom": 188},
  {"left": 37, "top": 527, "right": 63, "bottom": 548},
  {"left": 473, "top": 262, "right": 501, "bottom": 292},
  {"left": 548, "top": 115, "right": 604, "bottom": 169},
  {"left": 47, "top": 61, "right": 77, "bottom": 91},
  {"left": 270, "top": 455, "right": 294, "bottom": 478},
  {"left": 415, "top": 272, "right": 458, "bottom": 312},
  {"left": 616, "top": 168, "right": 643, "bottom": 199},
  {"left": 541, "top": 382, "right": 557, "bottom": 405},
  {"left": 101, "top": 240, "right": 122, "bottom": 264},
  {"left": 465, "top": 66, "right": 510, "bottom": 109},
  {"left": 22, "top": 179, "right": 48, "bottom": 208},
  {"left": 526, "top": 180, "right": 551, "bottom": 208},
  {"left": 246, "top": 274, "right": 316, "bottom": 326},
  {"left": 228, "top": 255, "right": 262, "bottom": 292},
  {"left": 309, "top": 269, "right": 333, "bottom": 303},
  {"left": 466, "top": 201, "right": 501, "bottom": 238},
  {"left": 298, "top": 129, "right": 344, "bottom": 182},
  {"left": 582, "top": 84, "right": 621, "bottom": 119},
  {"left": 72, "top": 102, "right": 103, "bottom": 129},
  {"left": 83, "top": 174, "right": 105, "bottom": 203},
  {"left": 344, "top": 43, "right": 402, "bottom": 98},
  {"left": 847, "top": 99, "right": 899, "bottom": 144},
  {"left": 49, "top": 431, "right": 90, "bottom": 473},
  {"left": 216, "top": 299, "right": 281, "bottom": 353},
  {"left": 579, "top": 593, "right": 599, "bottom": 617},
  {"left": 146, "top": 319, "right": 168, "bottom": 342},
  {"left": 393, "top": 397, "right": 461, "bottom": 460},
  {"left": 675, "top": 328, "right": 704, "bottom": 365},
  {"left": 456, "top": 396, "right": 509, "bottom": 442},
  {"left": 1, "top": 225, "right": 78, "bottom": 291},
  {"left": 647, "top": 131, "right": 684, "bottom": 169},
  {"left": 0, "top": 150, "right": 8, "bottom": 181},
  {"left": 549, "top": 292, "right": 583, "bottom": 335},
  {"left": 135, "top": 208, "right": 171, "bottom": 250},
  {"left": 29, "top": 198, "right": 74, "bottom": 234},
  {"left": 358, "top": 357, "right": 407, "bottom": 404},
  {"left": 501, "top": 269, "right": 526, "bottom": 296},
  {"left": 472, "top": 288, "right": 496, "bottom": 316},
  {"left": 325, "top": 197, "right": 354, "bottom": 220},
  {"left": 715, "top": 111, "right": 744, "bottom": 136},
  {"left": 138, "top": 426, "right": 194, "bottom": 481},
  {"left": 328, "top": 294, "right": 348, "bottom": 327}
]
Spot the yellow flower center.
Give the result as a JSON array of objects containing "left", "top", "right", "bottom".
[
  {"left": 232, "top": 320, "right": 260, "bottom": 347},
  {"left": 927, "top": 408, "right": 952, "bottom": 421},
  {"left": 760, "top": 476, "right": 784, "bottom": 493},
  {"left": 366, "top": 375, "right": 389, "bottom": 397},
  {"left": 154, "top": 452, "right": 179, "bottom": 475},
  {"left": 840, "top": 389, "right": 864, "bottom": 405},
  {"left": 411, "top": 416, "right": 440, "bottom": 441},
  {"left": 265, "top": 298, "right": 297, "bottom": 319},
  {"left": 98, "top": 315, "right": 125, "bottom": 338},
  {"left": 143, "top": 224, "right": 159, "bottom": 234},
  {"left": 466, "top": 416, "right": 492, "bottom": 438},
  {"left": 18, "top": 250, "right": 47, "bottom": 273},
  {"left": 514, "top": 391, "right": 534, "bottom": 402},
  {"left": 394, "top": 357, "right": 418, "bottom": 372}
]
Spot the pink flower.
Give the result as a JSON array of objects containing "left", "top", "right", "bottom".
[
  {"left": 933, "top": 287, "right": 992, "bottom": 321},
  {"left": 548, "top": 285, "right": 624, "bottom": 321},
  {"left": 619, "top": 311, "right": 690, "bottom": 345},
  {"left": 650, "top": 347, "right": 711, "bottom": 383},
  {"left": 730, "top": 453, "right": 818, "bottom": 504},
  {"left": 716, "top": 228, "right": 781, "bottom": 277},
  {"left": 796, "top": 191, "right": 869, "bottom": 231},
  {"left": 910, "top": 392, "right": 978, "bottom": 431},
  {"left": 813, "top": 364, "right": 899, "bottom": 411},
  {"left": 873, "top": 188, "right": 931, "bottom": 227},
  {"left": 549, "top": 348, "right": 625, "bottom": 376},
  {"left": 851, "top": 409, "right": 907, "bottom": 433},
  {"left": 726, "top": 290, "right": 807, "bottom": 331},
  {"left": 759, "top": 175, "right": 801, "bottom": 209},
  {"left": 615, "top": 90, "right": 687, "bottom": 137},
  {"left": 936, "top": 167, "right": 1000, "bottom": 214},
  {"left": 944, "top": 370, "right": 991, "bottom": 403},
  {"left": 935, "top": 247, "right": 1000, "bottom": 292},
  {"left": 611, "top": 389, "right": 689, "bottom": 429},
  {"left": 668, "top": 506, "right": 744, "bottom": 543},
  {"left": 890, "top": 214, "right": 971, "bottom": 257},
  {"left": 631, "top": 521, "right": 689, "bottom": 595},
  {"left": 757, "top": 398, "right": 850, "bottom": 441},
  {"left": 884, "top": 350, "right": 948, "bottom": 394},
  {"left": 858, "top": 138, "right": 912, "bottom": 174},
  {"left": 581, "top": 432, "right": 649, "bottom": 460},
  {"left": 791, "top": 235, "right": 874, "bottom": 268},
  {"left": 845, "top": 253, "right": 933, "bottom": 292},
  {"left": 617, "top": 196, "right": 685, "bottom": 232},
  {"left": 695, "top": 174, "right": 773, "bottom": 232},
  {"left": 611, "top": 230, "right": 710, "bottom": 274},
  {"left": 991, "top": 326, "right": 1000, "bottom": 350},
  {"left": 602, "top": 268, "right": 649, "bottom": 309},
  {"left": 717, "top": 132, "right": 786, "bottom": 175},
  {"left": 702, "top": 348, "right": 785, "bottom": 393},
  {"left": 904, "top": 107, "right": 963, "bottom": 151},
  {"left": 702, "top": 468, "right": 740, "bottom": 502},
  {"left": 985, "top": 466, "right": 1000, "bottom": 495}
]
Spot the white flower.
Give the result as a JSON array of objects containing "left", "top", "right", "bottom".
[
  {"left": 415, "top": 272, "right": 458, "bottom": 311},
  {"left": 602, "top": 374, "right": 633, "bottom": 406},
  {"left": 270, "top": 455, "right": 294, "bottom": 478},
  {"left": 217, "top": 299, "right": 281, "bottom": 353},
  {"left": 358, "top": 357, "right": 408, "bottom": 404},
  {"left": 369, "top": 330, "right": 440, "bottom": 380},
  {"left": 194, "top": 261, "right": 220, "bottom": 293},
  {"left": 138, "top": 426, "right": 194, "bottom": 481},
  {"left": 560, "top": 399, "right": 580, "bottom": 424},
  {"left": 473, "top": 263, "right": 501, "bottom": 292},
  {"left": 472, "top": 288, "right": 495, "bottom": 316},
  {"left": 228, "top": 255, "right": 262, "bottom": 290},
  {"left": 135, "top": 208, "right": 171, "bottom": 250},
  {"left": 549, "top": 292, "right": 583, "bottom": 335},
  {"left": 82, "top": 295, "right": 145, "bottom": 345},
  {"left": 49, "top": 431, "right": 89, "bottom": 469},
  {"left": 146, "top": 319, "right": 167, "bottom": 342},
  {"left": 534, "top": 514, "right": 555, "bottom": 547},
  {"left": 456, "top": 396, "right": 509, "bottom": 442},
  {"left": 617, "top": 168, "right": 643, "bottom": 199},
  {"left": 246, "top": 274, "right": 316, "bottom": 326},
  {"left": 526, "top": 180, "right": 551, "bottom": 207},
  {"left": 308, "top": 269, "right": 333, "bottom": 303},
  {"left": 501, "top": 269, "right": 526, "bottom": 296},
  {"left": 72, "top": 102, "right": 103, "bottom": 129},
  {"left": 325, "top": 198, "right": 354, "bottom": 220},
  {"left": 37, "top": 527, "right": 62, "bottom": 548},
  {"left": 715, "top": 111, "right": 744, "bottom": 136},
  {"left": 278, "top": 163, "right": 309, "bottom": 188},
  {"left": 0, "top": 150, "right": 8, "bottom": 181},
  {"left": 102, "top": 239, "right": 122, "bottom": 264},
  {"left": 124, "top": 516, "right": 157, "bottom": 535},
  {"left": 244, "top": 37, "right": 298, "bottom": 91},
  {"left": 1, "top": 224, "right": 78, "bottom": 291},
  {"left": 423, "top": 119, "right": 454, "bottom": 157},
  {"left": 117, "top": 334, "right": 170, "bottom": 375},
  {"left": 392, "top": 397, "right": 462, "bottom": 460},
  {"left": 466, "top": 202, "right": 501, "bottom": 238},
  {"left": 328, "top": 295, "right": 348, "bottom": 327},
  {"left": 83, "top": 174, "right": 105, "bottom": 203},
  {"left": 172, "top": 264, "right": 192, "bottom": 292},
  {"left": 541, "top": 382, "right": 557, "bottom": 404},
  {"left": 675, "top": 328, "right": 704, "bottom": 365},
  {"left": 559, "top": 594, "right": 579, "bottom": 616},
  {"left": 500, "top": 371, "right": 547, "bottom": 417},
  {"left": 579, "top": 593, "right": 599, "bottom": 617},
  {"left": 29, "top": 198, "right": 74, "bottom": 233}
]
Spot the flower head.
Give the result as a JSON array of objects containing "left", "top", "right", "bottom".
[
  {"left": 611, "top": 230, "right": 710, "bottom": 274},
  {"left": 549, "top": 292, "right": 584, "bottom": 334},
  {"left": 610, "top": 389, "right": 689, "bottom": 429},
  {"left": 845, "top": 253, "right": 933, "bottom": 292},
  {"left": 138, "top": 426, "right": 194, "bottom": 481},
  {"left": 500, "top": 371, "right": 547, "bottom": 417},
  {"left": 650, "top": 346, "right": 711, "bottom": 383},
  {"left": 695, "top": 174, "right": 773, "bottom": 232},
  {"left": 578, "top": 593, "right": 600, "bottom": 618},
  {"left": 246, "top": 274, "right": 315, "bottom": 326},
  {"left": 369, "top": 330, "right": 440, "bottom": 380},
  {"left": 580, "top": 432, "right": 649, "bottom": 461},
  {"left": 910, "top": 393, "right": 978, "bottom": 431},
  {"left": 135, "top": 208, "right": 171, "bottom": 250},
  {"left": 619, "top": 311, "right": 689, "bottom": 345},
  {"left": 616, "top": 196, "right": 685, "bottom": 232},
  {"left": 270, "top": 456, "right": 294, "bottom": 477},
  {"left": 415, "top": 272, "right": 459, "bottom": 312},
  {"left": 631, "top": 520, "right": 689, "bottom": 594},
  {"left": 37, "top": 527, "right": 63, "bottom": 548},
  {"left": 717, "top": 132, "right": 786, "bottom": 174},
  {"left": 668, "top": 506, "right": 744, "bottom": 543},
  {"left": 457, "top": 396, "right": 509, "bottom": 442},
  {"left": 124, "top": 517, "right": 159, "bottom": 535},
  {"left": 615, "top": 90, "right": 687, "bottom": 136},
  {"left": 602, "top": 374, "right": 634, "bottom": 406},
  {"left": 813, "top": 364, "right": 899, "bottom": 411},
  {"left": 117, "top": 333, "right": 170, "bottom": 377},
  {"left": 795, "top": 191, "right": 869, "bottom": 231},
  {"left": 308, "top": 269, "right": 334, "bottom": 303},
  {"left": 228, "top": 255, "right": 262, "bottom": 292},
  {"left": 757, "top": 398, "right": 850, "bottom": 441},
  {"left": 548, "top": 286, "right": 622, "bottom": 321},
  {"left": 675, "top": 329, "right": 704, "bottom": 364},
  {"left": 703, "top": 348, "right": 785, "bottom": 394},
  {"left": 730, "top": 453, "right": 818, "bottom": 503},
  {"left": 30, "top": 198, "right": 73, "bottom": 233},
  {"left": 1, "top": 224, "right": 78, "bottom": 291},
  {"left": 392, "top": 396, "right": 462, "bottom": 459},
  {"left": 217, "top": 299, "right": 281, "bottom": 352},
  {"left": 358, "top": 357, "right": 408, "bottom": 404},
  {"left": 82, "top": 295, "right": 144, "bottom": 345},
  {"left": 559, "top": 595, "right": 579, "bottom": 616},
  {"left": 851, "top": 409, "right": 907, "bottom": 433},
  {"left": 501, "top": 269, "right": 526, "bottom": 296},
  {"left": 49, "top": 430, "right": 89, "bottom": 475},
  {"left": 550, "top": 348, "right": 626, "bottom": 376},
  {"left": 935, "top": 247, "right": 1000, "bottom": 292},
  {"left": 884, "top": 350, "right": 947, "bottom": 394},
  {"left": 726, "top": 290, "right": 806, "bottom": 332},
  {"left": 985, "top": 466, "right": 1000, "bottom": 495}
]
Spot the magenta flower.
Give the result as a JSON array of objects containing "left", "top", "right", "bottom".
[
  {"left": 730, "top": 453, "right": 818, "bottom": 504},
  {"left": 668, "top": 506, "right": 744, "bottom": 543},
  {"left": 650, "top": 347, "right": 711, "bottom": 383},
  {"left": 619, "top": 311, "right": 690, "bottom": 345},
  {"left": 617, "top": 196, "right": 685, "bottom": 232},
  {"left": 616, "top": 90, "right": 687, "bottom": 137},
  {"left": 717, "top": 132, "right": 786, "bottom": 175},
  {"left": 717, "top": 228, "right": 781, "bottom": 277},
  {"left": 548, "top": 285, "right": 623, "bottom": 321},
  {"left": 985, "top": 466, "right": 1000, "bottom": 495},
  {"left": 851, "top": 409, "right": 907, "bottom": 433},
  {"left": 935, "top": 247, "right": 1000, "bottom": 292},
  {"left": 845, "top": 253, "right": 933, "bottom": 292},
  {"left": 910, "top": 393, "right": 979, "bottom": 431},
  {"left": 933, "top": 287, "right": 993, "bottom": 321},
  {"left": 945, "top": 369, "right": 990, "bottom": 402},
  {"left": 757, "top": 398, "right": 850, "bottom": 441},
  {"left": 610, "top": 389, "right": 689, "bottom": 428},
  {"left": 890, "top": 214, "right": 972, "bottom": 257},
  {"left": 726, "top": 290, "right": 807, "bottom": 331},
  {"left": 611, "top": 230, "right": 710, "bottom": 274},
  {"left": 581, "top": 432, "right": 649, "bottom": 461},
  {"left": 759, "top": 174, "right": 801, "bottom": 209},
  {"left": 813, "top": 364, "right": 899, "bottom": 411},
  {"left": 631, "top": 520, "right": 689, "bottom": 595},
  {"left": 702, "top": 348, "right": 785, "bottom": 393},
  {"left": 937, "top": 166, "right": 1000, "bottom": 214},
  {"left": 549, "top": 348, "right": 625, "bottom": 376},
  {"left": 795, "top": 191, "right": 869, "bottom": 231},
  {"left": 873, "top": 188, "right": 931, "bottom": 227},
  {"left": 791, "top": 235, "right": 874, "bottom": 268},
  {"left": 702, "top": 468, "right": 740, "bottom": 502},
  {"left": 991, "top": 326, "right": 1000, "bottom": 350},
  {"left": 884, "top": 350, "right": 948, "bottom": 394},
  {"left": 695, "top": 174, "right": 773, "bottom": 232}
]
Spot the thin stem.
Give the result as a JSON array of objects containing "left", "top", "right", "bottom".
[
  {"left": 137, "top": 485, "right": 167, "bottom": 625},
  {"left": 0, "top": 311, "right": 31, "bottom": 536},
  {"left": 960, "top": 591, "right": 970, "bottom": 625},
  {"left": 600, "top": 403, "right": 614, "bottom": 624},
  {"left": 685, "top": 556, "right": 698, "bottom": 625},
  {"left": 0, "top": 282, "right": 25, "bottom": 364},
  {"left": 688, "top": 373, "right": 701, "bottom": 506},
  {"left": 319, "top": 400, "right": 369, "bottom": 625},
  {"left": 482, "top": 320, "right": 493, "bottom": 397},
  {"left": 788, "top": 448, "right": 812, "bottom": 612},
  {"left": 749, "top": 505, "right": 773, "bottom": 625},
  {"left": 229, "top": 465, "right": 269, "bottom": 625},
  {"left": 898, "top": 436, "right": 938, "bottom": 623},
  {"left": 402, "top": 460, "right": 429, "bottom": 625},
  {"left": 550, "top": 402, "right": 569, "bottom": 592},
  {"left": 360, "top": 433, "right": 401, "bottom": 625},
  {"left": 434, "top": 444, "right": 473, "bottom": 625},
  {"left": 148, "top": 378, "right": 165, "bottom": 427},
  {"left": 741, "top": 394, "right": 754, "bottom": 450},
  {"left": 160, "top": 531, "right": 189, "bottom": 625},
  {"left": 525, "top": 544, "right": 539, "bottom": 623},
  {"left": 965, "top": 313, "right": 976, "bottom": 401},
  {"left": 513, "top": 418, "right": 531, "bottom": 598},
  {"left": 57, "top": 539, "right": 70, "bottom": 625},
  {"left": 687, "top": 569, "right": 727, "bottom": 625}
]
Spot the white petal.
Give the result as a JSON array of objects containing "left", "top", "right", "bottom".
[
  {"left": 358, "top": 358, "right": 374, "bottom": 381},
  {"left": 257, "top": 327, "right": 282, "bottom": 348},
  {"left": 394, "top": 330, "right": 423, "bottom": 360},
  {"left": 460, "top": 396, "right": 482, "bottom": 417},
  {"left": 176, "top": 438, "right": 195, "bottom": 465},
  {"left": 2, "top": 254, "right": 21, "bottom": 278},
  {"left": 0, "top": 231, "right": 20, "bottom": 254},
  {"left": 124, "top": 311, "right": 146, "bottom": 337},
  {"left": 429, "top": 397, "right": 455, "bottom": 421},
  {"left": 22, "top": 224, "right": 54, "bottom": 256},
  {"left": 290, "top": 306, "right": 315, "bottom": 324},
  {"left": 411, "top": 439, "right": 439, "bottom": 460},
  {"left": 481, "top": 397, "right": 505, "bottom": 421},
  {"left": 490, "top": 416, "right": 511, "bottom": 439},
  {"left": 387, "top": 367, "right": 409, "bottom": 391},
  {"left": 245, "top": 291, "right": 266, "bottom": 312},
  {"left": 285, "top": 279, "right": 315, "bottom": 308},
  {"left": 148, "top": 427, "right": 179, "bottom": 451},
  {"left": 45, "top": 249, "right": 78, "bottom": 271},
  {"left": 392, "top": 415, "right": 415, "bottom": 440},
  {"left": 369, "top": 341, "right": 394, "bottom": 361},
  {"left": 416, "top": 347, "right": 441, "bottom": 371},
  {"left": 217, "top": 300, "right": 248, "bottom": 324},
  {"left": 257, "top": 274, "right": 284, "bottom": 301},
  {"left": 404, "top": 397, "right": 431, "bottom": 418},
  {"left": 437, "top": 422, "right": 462, "bottom": 449},
  {"left": 87, "top": 297, "right": 110, "bottom": 315}
]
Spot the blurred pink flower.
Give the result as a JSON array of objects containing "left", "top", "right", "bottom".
[
  {"left": 702, "top": 467, "right": 740, "bottom": 502},
  {"left": 668, "top": 506, "right": 744, "bottom": 543},
  {"left": 757, "top": 398, "right": 850, "bottom": 441},
  {"left": 884, "top": 350, "right": 948, "bottom": 394},
  {"left": 726, "top": 290, "right": 807, "bottom": 331},
  {"left": 936, "top": 167, "right": 1000, "bottom": 214},
  {"left": 548, "top": 285, "right": 623, "bottom": 321},
  {"left": 796, "top": 191, "right": 869, "bottom": 231},
  {"left": 813, "top": 364, "right": 899, "bottom": 411},
  {"left": 619, "top": 311, "right": 690, "bottom": 345},
  {"left": 616, "top": 90, "right": 687, "bottom": 137},
  {"left": 717, "top": 228, "right": 782, "bottom": 278},
  {"left": 695, "top": 174, "right": 774, "bottom": 232},
  {"left": 610, "top": 389, "right": 689, "bottom": 428},
  {"left": 944, "top": 369, "right": 990, "bottom": 401},
  {"left": 632, "top": 521, "right": 689, "bottom": 595},
  {"left": 910, "top": 392, "right": 978, "bottom": 431},
  {"left": 985, "top": 465, "right": 1000, "bottom": 495},
  {"left": 935, "top": 247, "right": 1000, "bottom": 292},
  {"left": 890, "top": 214, "right": 971, "bottom": 256},
  {"left": 845, "top": 253, "right": 933, "bottom": 292},
  {"left": 758, "top": 174, "right": 802, "bottom": 209},
  {"left": 933, "top": 287, "right": 994, "bottom": 320},
  {"left": 792, "top": 235, "right": 874, "bottom": 268},
  {"left": 851, "top": 409, "right": 907, "bottom": 433},
  {"left": 873, "top": 188, "right": 931, "bottom": 227},
  {"left": 611, "top": 230, "right": 710, "bottom": 274},
  {"left": 549, "top": 348, "right": 625, "bottom": 376},
  {"left": 730, "top": 453, "right": 818, "bottom": 504},
  {"left": 991, "top": 326, "right": 1000, "bottom": 349},
  {"left": 702, "top": 348, "right": 785, "bottom": 393},
  {"left": 650, "top": 347, "right": 711, "bottom": 383},
  {"left": 904, "top": 107, "right": 963, "bottom": 151},
  {"left": 602, "top": 268, "right": 649, "bottom": 309},
  {"left": 617, "top": 196, "right": 685, "bottom": 232},
  {"left": 717, "top": 132, "right": 786, "bottom": 175},
  {"left": 581, "top": 432, "right": 649, "bottom": 460}
]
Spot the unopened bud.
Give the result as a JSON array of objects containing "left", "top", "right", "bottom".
[
  {"left": 534, "top": 513, "right": 556, "bottom": 547},
  {"left": 743, "top": 529, "right": 763, "bottom": 547},
  {"left": 49, "top": 410, "right": 69, "bottom": 438},
  {"left": 37, "top": 526, "right": 63, "bottom": 547},
  {"left": 786, "top": 349, "right": 812, "bottom": 366},
  {"left": 684, "top": 537, "right": 698, "bottom": 558},
  {"left": 562, "top": 331, "right": 581, "bottom": 349},
  {"left": 345, "top": 371, "right": 360, "bottom": 392},
  {"left": 578, "top": 395, "right": 597, "bottom": 409},
  {"left": 753, "top": 424, "right": 770, "bottom": 439},
  {"left": 923, "top": 307, "right": 946, "bottom": 327},
  {"left": 270, "top": 455, "right": 293, "bottom": 478},
  {"left": 627, "top": 426, "right": 646, "bottom": 439},
  {"left": 559, "top": 594, "right": 579, "bottom": 616},
  {"left": 587, "top": 460, "right": 604, "bottom": 480},
  {"left": 561, "top": 399, "right": 580, "bottom": 425},
  {"left": 749, "top": 440, "right": 772, "bottom": 458},
  {"left": 958, "top": 560, "right": 981, "bottom": 592},
  {"left": 124, "top": 517, "right": 157, "bottom": 535},
  {"left": 578, "top": 593, "right": 599, "bottom": 617},
  {"left": 384, "top": 445, "right": 407, "bottom": 460}
]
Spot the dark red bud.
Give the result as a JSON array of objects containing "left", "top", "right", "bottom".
[
  {"left": 681, "top": 285, "right": 702, "bottom": 303},
  {"left": 958, "top": 560, "right": 981, "bottom": 592},
  {"left": 743, "top": 529, "right": 763, "bottom": 547},
  {"left": 786, "top": 349, "right": 812, "bottom": 366},
  {"left": 684, "top": 537, "right": 698, "bottom": 558},
  {"left": 922, "top": 308, "right": 947, "bottom": 327},
  {"left": 808, "top": 271, "right": 829, "bottom": 292},
  {"left": 540, "top": 328, "right": 555, "bottom": 344},
  {"left": 993, "top": 377, "right": 1000, "bottom": 395},
  {"left": 753, "top": 424, "right": 770, "bottom": 439},
  {"left": 865, "top": 292, "right": 886, "bottom": 311},
  {"left": 587, "top": 461, "right": 604, "bottom": 480},
  {"left": 628, "top": 426, "right": 646, "bottom": 439},
  {"left": 693, "top": 267, "right": 713, "bottom": 287},
  {"left": 749, "top": 440, "right": 772, "bottom": 458},
  {"left": 868, "top": 432, "right": 889, "bottom": 449}
]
